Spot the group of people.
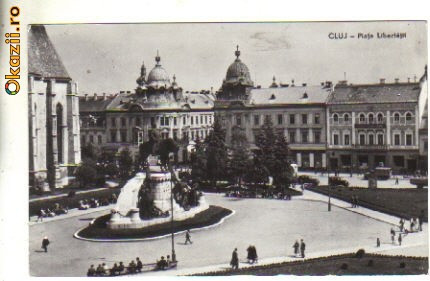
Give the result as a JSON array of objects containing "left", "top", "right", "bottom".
[
  {"left": 36, "top": 203, "right": 68, "bottom": 222},
  {"left": 225, "top": 191, "right": 292, "bottom": 200},
  {"left": 35, "top": 194, "right": 118, "bottom": 222},
  {"left": 229, "top": 246, "right": 259, "bottom": 269},
  {"left": 292, "top": 239, "right": 306, "bottom": 258},
  {"left": 87, "top": 257, "right": 143, "bottom": 276},
  {"left": 156, "top": 255, "right": 175, "bottom": 270},
  {"left": 78, "top": 196, "right": 115, "bottom": 210},
  {"left": 350, "top": 195, "right": 360, "bottom": 208}
]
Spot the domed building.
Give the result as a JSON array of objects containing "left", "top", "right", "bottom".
[
  {"left": 217, "top": 46, "right": 254, "bottom": 101},
  {"left": 80, "top": 51, "right": 214, "bottom": 163}
]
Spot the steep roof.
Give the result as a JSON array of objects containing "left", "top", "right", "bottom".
[
  {"left": 248, "top": 85, "right": 331, "bottom": 106},
  {"left": 79, "top": 95, "right": 116, "bottom": 113},
  {"left": 28, "top": 25, "right": 70, "bottom": 79},
  {"left": 328, "top": 82, "right": 421, "bottom": 105}
]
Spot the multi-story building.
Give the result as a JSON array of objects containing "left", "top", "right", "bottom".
[
  {"left": 326, "top": 70, "right": 428, "bottom": 173},
  {"left": 215, "top": 47, "right": 332, "bottom": 169},
  {"left": 79, "top": 53, "right": 214, "bottom": 162},
  {"left": 28, "top": 25, "right": 81, "bottom": 189}
]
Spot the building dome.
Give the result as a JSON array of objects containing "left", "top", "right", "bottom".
[
  {"left": 147, "top": 52, "right": 171, "bottom": 88},
  {"left": 224, "top": 46, "right": 253, "bottom": 87}
]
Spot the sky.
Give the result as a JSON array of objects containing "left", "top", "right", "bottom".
[{"left": 44, "top": 21, "right": 427, "bottom": 95}]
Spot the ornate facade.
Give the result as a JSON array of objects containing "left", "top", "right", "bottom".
[
  {"left": 79, "top": 53, "right": 214, "bottom": 162},
  {"left": 214, "top": 47, "right": 331, "bottom": 168},
  {"left": 28, "top": 25, "right": 81, "bottom": 190},
  {"left": 326, "top": 70, "right": 428, "bottom": 173}
]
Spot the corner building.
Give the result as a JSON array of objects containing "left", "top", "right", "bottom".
[
  {"left": 215, "top": 47, "right": 331, "bottom": 169},
  {"left": 79, "top": 53, "right": 214, "bottom": 162},
  {"left": 326, "top": 71, "right": 428, "bottom": 173},
  {"left": 28, "top": 25, "right": 81, "bottom": 189}
]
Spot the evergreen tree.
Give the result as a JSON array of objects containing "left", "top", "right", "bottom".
[
  {"left": 253, "top": 116, "right": 293, "bottom": 188},
  {"left": 190, "top": 136, "right": 207, "bottom": 183},
  {"left": 229, "top": 127, "right": 252, "bottom": 187},
  {"left": 205, "top": 116, "right": 228, "bottom": 187},
  {"left": 118, "top": 147, "right": 133, "bottom": 179}
]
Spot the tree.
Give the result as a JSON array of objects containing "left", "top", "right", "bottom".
[
  {"left": 118, "top": 148, "right": 133, "bottom": 179},
  {"left": 253, "top": 116, "right": 294, "bottom": 189},
  {"left": 205, "top": 116, "right": 228, "bottom": 187},
  {"left": 157, "top": 138, "right": 179, "bottom": 167},
  {"left": 228, "top": 127, "right": 252, "bottom": 187},
  {"left": 75, "top": 159, "right": 98, "bottom": 188},
  {"left": 81, "top": 143, "right": 100, "bottom": 161},
  {"left": 190, "top": 137, "right": 207, "bottom": 183}
]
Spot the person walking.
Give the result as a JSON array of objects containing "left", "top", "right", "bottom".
[
  {"left": 399, "top": 218, "right": 404, "bottom": 232},
  {"left": 293, "top": 240, "right": 300, "bottom": 257},
  {"left": 376, "top": 237, "right": 380, "bottom": 247},
  {"left": 419, "top": 210, "right": 425, "bottom": 231},
  {"left": 398, "top": 233, "right": 402, "bottom": 246},
  {"left": 41, "top": 236, "right": 50, "bottom": 253},
  {"left": 230, "top": 248, "right": 239, "bottom": 269},
  {"left": 300, "top": 239, "right": 306, "bottom": 258},
  {"left": 395, "top": 177, "right": 399, "bottom": 185},
  {"left": 184, "top": 229, "right": 193, "bottom": 244}
]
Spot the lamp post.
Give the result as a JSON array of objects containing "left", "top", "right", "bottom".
[
  {"left": 327, "top": 166, "right": 331, "bottom": 212},
  {"left": 169, "top": 162, "right": 177, "bottom": 263}
]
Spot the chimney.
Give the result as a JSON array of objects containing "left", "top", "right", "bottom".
[
  {"left": 291, "top": 79, "right": 295, "bottom": 87},
  {"left": 395, "top": 78, "right": 399, "bottom": 83},
  {"left": 93, "top": 93, "right": 97, "bottom": 100},
  {"left": 84, "top": 94, "right": 88, "bottom": 101},
  {"left": 380, "top": 78, "right": 385, "bottom": 84}
]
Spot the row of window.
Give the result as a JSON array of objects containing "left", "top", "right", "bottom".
[
  {"left": 287, "top": 131, "right": 321, "bottom": 144},
  {"left": 110, "top": 115, "right": 213, "bottom": 128},
  {"left": 332, "top": 132, "right": 414, "bottom": 146},
  {"left": 81, "top": 134, "right": 103, "bottom": 145},
  {"left": 332, "top": 112, "right": 414, "bottom": 123},
  {"left": 237, "top": 113, "right": 321, "bottom": 126}
]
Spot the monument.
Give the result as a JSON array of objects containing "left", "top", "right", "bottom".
[{"left": 108, "top": 154, "right": 208, "bottom": 229}]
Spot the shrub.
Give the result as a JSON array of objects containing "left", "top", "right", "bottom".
[
  {"left": 329, "top": 176, "right": 349, "bottom": 187},
  {"left": 355, "top": 249, "right": 365, "bottom": 258},
  {"left": 340, "top": 263, "right": 348, "bottom": 270},
  {"left": 298, "top": 175, "right": 320, "bottom": 186},
  {"left": 400, "top": 262, "right": 406, "bottom": 268},
  {"left": 367, "top": 260, "right": 374, "bottom": 267}
]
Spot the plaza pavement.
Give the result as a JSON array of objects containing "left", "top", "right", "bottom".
[
  {"left": 29, "top": 192, "right": 428, "bottom": 276},
  {"left": 297, "top": 171, "right": 419, "bottom": 188}
]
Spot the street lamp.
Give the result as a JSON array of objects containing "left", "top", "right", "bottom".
[
  {"left": 327, "top": 166, "right": 331, "bottom": 212},
  {"left": 169, "top": 161, "right": 177, "bottom": 263}
]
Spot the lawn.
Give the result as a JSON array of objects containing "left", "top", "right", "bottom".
[
  {"left": 310, "top": 186, "right": 428, "bottom": 221},
  {"left": 76, "top": 205, "right": 232, "bottom": 240},
  {"left": 196, "top": 253, "right": 428, "bottom": 275}
]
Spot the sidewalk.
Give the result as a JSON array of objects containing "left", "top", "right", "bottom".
[{"left": 29, "top": 204, "right": 114, "bottom": 225}]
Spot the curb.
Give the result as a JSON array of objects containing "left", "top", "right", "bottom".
[{"left": 73, "top": 209, "right": 236, "bottom": 242}]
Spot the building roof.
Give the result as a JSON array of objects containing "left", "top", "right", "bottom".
[
  {"left": 28, "top": 25, "right": 70, "bottom": 79},
  {"left": 79, "top": 95, "right": 116, "bottom": 112},
  {"left": 248, "top": 85, "right": 331, "bottom": 106},
  {"left": 328, "top": 82, "right": 421, "bottom": 105}
]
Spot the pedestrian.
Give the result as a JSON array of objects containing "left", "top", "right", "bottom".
[
  {"left": 300, "top": 239, "right": 306, "bottom": 258},
  {"left": 395, "top": 177, "right": 399, "bottom": 185},
  {"left": 293, "top": 240, "right": 300, "bottom": 256},
  {"left": 247, "top": 245, "right": 257, "bottom": 264},
  {"left": 41, "top": 236, "right": 50, "bottom": 253},
  {"left": 419, "top": 210, "right": 425, "bottom": 231},
  {"left": 37, "top": 209, "right": 45, "bottom": 222},
  {"left": 355, "top": 195, "right": 359, "bottom": 208},
  {"left": 391, "top": 232, "right": 395, "bottom": 244},
  {"left": 136, "top": 257, "right": 143, "bottom": 272},
  {"left": 230, "top": 248, "right": 239, "bottom": 269},
  {"left": 399, "top": 218, "right": 404, "bottom": 232},
  {"left": 376, "top": 237, "right": 380, "bottom": 247},
  {"left": 87, "top": 264, "right": 96, "bottom": 277},
  {"left": 184, "top": 229, "right": 193, "bottom": 244},
  {"left": 350, "top": 195, "right": 355, "bottom": 208},
  {"left": 410, "top": 219, "right": 415, "bottom": 232},
  {"left": 398, "top": 233, "right": 402, "bottom": 246}
]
